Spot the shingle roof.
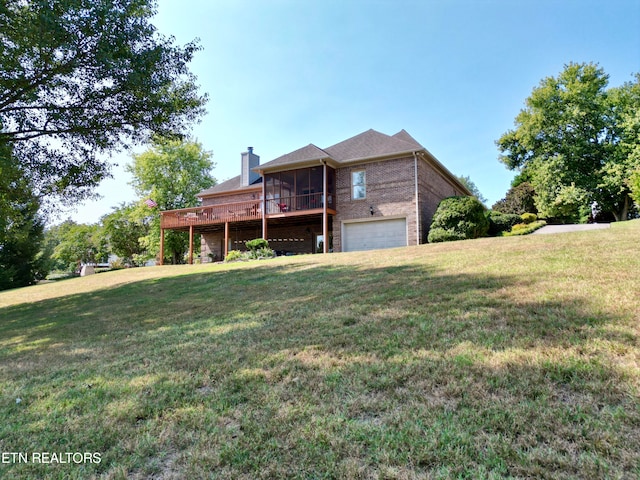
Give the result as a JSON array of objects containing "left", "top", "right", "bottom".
[
  {"left": 198, "top": 128, "right": 427, "bottom": 197},
  {"left": 392, "top": 129, "right": 424, "bottom": 149},
  {"left": 257, "top": 143, "right": 330, "bottom": 170},
  {"left": 198, "top": 174, "right": 262, "bottom": 196},
  {"left": 324, "top": 129, "right": 421, "bottom": 162}
]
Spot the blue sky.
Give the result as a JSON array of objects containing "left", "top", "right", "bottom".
[{"left": 70, "top": 0, "right": 639, "bottom": 224}]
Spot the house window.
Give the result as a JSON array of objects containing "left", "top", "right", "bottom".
[{"left": 352, "top": 170, "right": 366, "bottom": 199}]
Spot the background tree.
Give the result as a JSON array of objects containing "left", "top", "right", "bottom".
[
  {"left": 630, "top": 169, "right": 640, "bottom": 207},
  {"left": 497, "top": 63, "right": 639, "bottom": 222},
  {"left": 127, "top": 137, "right": 215, "bottom": 264},
  {"left": 492, "top": 181, "right": 537, "bottom": 215},
  {"left": 101, "top": 203, "right": 150, "bottom": 266},
  {"left": 597, "top": 74, "right": 640, "bottom": 220},
  {"left": 0, "top": 0, "right": 207, "bottom": 205},
  {"left": 456, "top": 175, "right": 487, "bottom": 205},
  {"left": 51, "top": 221, "right": 109, "bottom": 272}
]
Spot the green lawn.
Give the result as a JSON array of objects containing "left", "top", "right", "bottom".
[{"left": 1, "top": 221, "right": 639, "bottom": 479}]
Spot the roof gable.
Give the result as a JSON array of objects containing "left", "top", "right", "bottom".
[
  {"left": 392, "top": 129, "right": 423, "bottom": 149},
  {"left": 258, "top": 143, "right": 329, "bottom": 170},
  {"left": 324, "top": 129, "right": 421, "bottom": 162}
]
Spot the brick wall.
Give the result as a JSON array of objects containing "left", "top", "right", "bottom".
[
  {"left": 418, "top": 155, "right": 466, "bottom": 241},
  {"left": 200, "top": 223, "right": 323, "bottom": 261},
  {"left": 333, "top": 156, "right": 418, "bottom": 252}
]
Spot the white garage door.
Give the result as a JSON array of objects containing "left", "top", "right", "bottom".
[{"left": 343, "top": 218, "right": 407, "bottom": 252}]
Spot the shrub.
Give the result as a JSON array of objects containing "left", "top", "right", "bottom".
[
  {"left": 428, "top": 196, "right": 489, "bottom": 243},
  {"left": 511, "top": 223, "right": 528, "bottom": 231},
  {"left": 224, "top": 250, "right": 244, "bottom": 262},
  {"left": 109, "top": 258, "right": 127, "bottom": 270},
  {"left": 245, "top": 238, "right": 269, "bottom": 251},
  {"left": 247, "top": 246, "right": 276, "bottom": 260},
  {"left": 426, "top": 228, "right": 468, "bottom": 243},
  {"left": 504, "top": 220, "right": 547, "bottom": 236},
  {"left": 521, "top": 213, "right": 537, "bottom": 224},
  {"left": 225, "top": 245, "right": 275, "bottom": 262},
  {"left": 487, "top": 211, "right": 522, "bottom": 236}
]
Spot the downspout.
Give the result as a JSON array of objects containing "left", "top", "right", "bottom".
[
  {"left": 413, "top": 151, "right": 420, "bottom": 245},
  {"left": 321, "top": 159, "right": 328, "bottom": 253}
]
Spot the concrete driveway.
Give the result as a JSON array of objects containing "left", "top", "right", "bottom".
[{"left": 533, "top": 223, "right": 611, "bottom": 235}]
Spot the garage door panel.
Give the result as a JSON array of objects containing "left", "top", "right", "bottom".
[{"left": 343, "top": 218, "right": 407, "bottom": 252}]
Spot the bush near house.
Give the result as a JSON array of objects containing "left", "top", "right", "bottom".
[
  {"left": 487, "top": 211, "right": 522, "bottom": 236},
  {"left": 428, "top": 196, "right": 489, "bottom": 243},
  {"left": 245, "top": 238, "right": 269, "bottom": 251},
  {"left": 224, "top": 239, "right": 276, "bottom": 262}
]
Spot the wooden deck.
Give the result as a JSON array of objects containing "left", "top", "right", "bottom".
[
  {"left": 161, "top": 200, "right": 261, "bottom": 230},
  {"left": 160, "top": 193, "right": 335, "bottom": 231}
]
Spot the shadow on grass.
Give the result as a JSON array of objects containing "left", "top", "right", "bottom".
[
  {"left": 1, "top": 260, "right": 638, "bottom": 478},
  {"left": 0, "top": 261, "right": 634, "bottom": 358}
]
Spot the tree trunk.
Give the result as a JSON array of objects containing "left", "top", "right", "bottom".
[{"left": 612, "top": 195, "right": 630, "bottom": 222}]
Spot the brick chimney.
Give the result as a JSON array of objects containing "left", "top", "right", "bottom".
[{"left": 241, "top": 147, "right": 260, "bottom": 187}]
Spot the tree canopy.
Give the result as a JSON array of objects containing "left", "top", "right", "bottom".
[
  {"left": 49, "top": 221, "right": 109, "bottom": 272},
  {"left": 101, "top": 203, "right": 150, "bottom": 266},
  {"left": 492, "top": 182, "right": 537, "bottom": 216},
  {"left": 0, "top": 143, "right": 47, "bottom": 289},
  {"left": 497, "top": 63, "right": 639, "bottom": 222},
  {"left": 456, "top": 175, "right": 487, "bottom": 205},
  {"left": 127, "top": 137, "right": 215, "bottom": 263},
  {"left": 0, "top": 0, "right": 207, "bottom": 204}
]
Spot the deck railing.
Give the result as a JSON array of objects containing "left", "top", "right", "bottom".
[
  {"left": 161, "top": 200, "right": 261, "bottom": 229},
  {"left": 160, "top": 193, "right": 333, "bottom": 229},
  {"left": 265, "top": 192, "right": 335, "bottom": 214},
  {"left": 160, "top": 193, "right": 334, "bottom": 229}
]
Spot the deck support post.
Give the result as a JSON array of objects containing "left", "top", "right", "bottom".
[
  {"left": 322, "top": 160, "right": 328, "bottom": 254},
  {"left": 262, "top": 174, "right": 267, "bottom": 241},
  {"left": 159, "top": 228, "right": 165, "bottom": 266},
  {"left": 224, "top": 221, "right": 229, "bottom": 258},
  {"left": 188, "top": 225, "right": 194, "bottom": 264}
]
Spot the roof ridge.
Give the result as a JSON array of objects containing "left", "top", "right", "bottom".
[
  {"left": 324, "top": 128, "right": 423, "bottom": 162},
  {"left": 392, "top": 129, "right": 423, "bottom": 149},
  {"left": 257, "top": 142, "right": 331, "bottom": 170}
]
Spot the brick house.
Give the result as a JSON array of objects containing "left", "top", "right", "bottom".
[{"left": 159, "top": 129, "right": 470, "bottom": 263}]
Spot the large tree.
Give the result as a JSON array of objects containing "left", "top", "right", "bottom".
[
  {"left": 0, "top": 0, "right": 206, "bottom": 205},
  {"left": 50, "top": 221, "right": 109, "bottom": 272},
  {"left": 497, "top": 63, "right": 639, "bottom": 222},
  {"left": 101, "top": 202, "right": 150, "bottom": 266},
  {"left": 0, "top": 144, "right": 48, "bottom": 290},
  {"left": 599, "top": 74, "right": 640, "bottom": 219},
  {"left": 127, "top": 137, "right": 215, "bottom": 263}
]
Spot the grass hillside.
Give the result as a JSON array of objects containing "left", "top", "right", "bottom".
[{"left": 1, "top": 221, "right": 639, "bottom": 479}]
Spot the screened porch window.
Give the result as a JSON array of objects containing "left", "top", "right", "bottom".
[{"left": 265, "top": 166, "right": 335, "bottom": 212}]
